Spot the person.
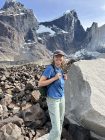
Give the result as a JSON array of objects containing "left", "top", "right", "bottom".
[{"left": 38, "top": 50, "right": 67, "bottom": 140}]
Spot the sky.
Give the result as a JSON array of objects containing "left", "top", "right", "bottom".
[{"left": 0, "top": 0, "right": 105, "bottom": 29}]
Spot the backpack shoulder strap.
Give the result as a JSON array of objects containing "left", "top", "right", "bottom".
[{"left": 51, "top": 64, "right": 56, "bottom": 74}]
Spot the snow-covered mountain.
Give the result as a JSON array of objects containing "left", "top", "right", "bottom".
[
  {"left": 0, "top": 1, "right": 105, "bottom": 62},
  {"left": 38, "top": 10, "right": 86, "bottom": 54}
]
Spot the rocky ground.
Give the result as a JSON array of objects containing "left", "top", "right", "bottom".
[
  {"left": 0, "top": 63, "right": 48, "bottom": 140},
  {"left": 0, "top": 63, "right": 73, "bottom": 140},
  {"left": 0, "top": 62, "right": 99, "bottom": 140}
]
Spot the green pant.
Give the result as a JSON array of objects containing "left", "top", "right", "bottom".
[{"left": 46, "top": 96, "right": 65, "bottom": 140}]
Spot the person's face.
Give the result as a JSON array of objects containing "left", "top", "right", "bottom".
[{"left": 53, "top": 55, "right": 64, "bottom": 67}]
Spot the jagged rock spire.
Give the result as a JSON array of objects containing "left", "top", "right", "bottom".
[
  {"left": 6, "top": 0, "right": 16, "bottom": 3},
  {"left": 3, "top": 0, "right": 17, "bottom": 9}
]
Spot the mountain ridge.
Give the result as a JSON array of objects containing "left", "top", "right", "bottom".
[{"left": 0, "top": 0, "right": 105, "bottom": 62}]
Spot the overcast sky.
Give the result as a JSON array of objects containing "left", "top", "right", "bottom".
[{"left": 0, "top": 0, "right": 105, "bottom": 29}]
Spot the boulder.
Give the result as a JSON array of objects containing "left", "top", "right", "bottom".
[
  {"left": 0, "top": 123, "right": 22, "bottom": 140},
  {"left": 31, "top": 90, "right": 41, "bottom": 102},
  {"left": 22, "top": 103, "right": 46, "bottom": 128},
  {"left": 65, "top": 58, "right": 105, "bottom": 138},
  {"left": 1, "top": 94, "right": 12, "bottom": 106},
  {"left": 25, "top": 81, "right": 35, "bottom": 91},
  {"left": 0, "top": 115, "right": 23, "bottom": 127},
  {"left": 35, "top": 133, "right": 49, "bottom": 140},
  {"left": 0, "top": 104, "right": 3, "bottom": 116}
]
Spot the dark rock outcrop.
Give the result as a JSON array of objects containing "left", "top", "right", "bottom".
[
  {"left": 1, "top": 1, "right": 38, "bottom": 34},
  {"left": 0, "top": 1, "right": 51, "bottom": 61},
  {"left": 83, "top": 22, "right": 105, "bottom": 53},
  {"left": 38, "top": 10, "right": 86, "bottom": 54},
  {"left": 0, "top": 1, "right": 38, "bottom": 43},
  {"left": 65, "top": 58, "right": 105, "bottom": 140}
]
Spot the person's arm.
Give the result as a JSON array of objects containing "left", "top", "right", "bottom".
[
  {"left": 38, "top": 76, "right": 55, "bottom": 87},
  {"left": 38, "top": 73, "right": 62, "bottom": 87}
]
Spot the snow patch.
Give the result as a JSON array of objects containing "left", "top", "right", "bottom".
[
  {"left": 14, "top": 12, "right": 25, "bottom": 16},
  {"left": 73, "top": 49, "right": 100, "bottom": 59},
  {"left": 20, "top": 12, "right": 25, "bottom": 15},
  {"left": 38, "top": 37, "right": 42, "bottom": 41},
  {"left": 61, "top": 30, "right": 68, "bottom": 34},
  {"left": 6, "top": 0, "right": 16, "bottom": 3},
  {"left": 0, "top": 10, "right": 5, "bottom": 14},
  {"left": 36, "top": 25, "right": 55, "bottom": 36},
  {"left": 7, "top": 12, "right": 25, "bottom": 16},
  {"left": 24, "top": 42, "right": 36, "bottom": 45},
  {"left": 64, "top": 10, "right": 71, "bottom": 15}
]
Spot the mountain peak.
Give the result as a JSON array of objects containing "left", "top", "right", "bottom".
[
  {"left": 63, "top": 9, "right": 78, "bottom": 18},
  {"left": 64, "top": 10, "right": 71, "bottom": 15},
  {"left": 2, "top": 0, "right": 22, "bottom": 10},
  {"left": 6, "top": 0, "right": 16, "bottom": 3},
  {"left": 91, "top": 22, "right": 98, "bottom": 28},
  {"left": 4, "top": 0, "right": 16, "bottom": 6}
]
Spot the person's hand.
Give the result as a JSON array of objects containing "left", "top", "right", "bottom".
[
  {"left": 63, "top": 74, "right": 68, "bottom": 80},
  {"left": 54, "top": 73, "right": 62, "bottom": 80}
]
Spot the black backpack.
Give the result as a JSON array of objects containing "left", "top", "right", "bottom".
[{"left": 39, "top": 64, "right": 56, "bottom": 97}]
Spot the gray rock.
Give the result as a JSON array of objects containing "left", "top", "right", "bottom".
[
  {"left": 0, "top": 88, "right": 3, "bottom": 93},
  {"left": 65, "top": 58, "right": 105, "bottom": 138},
  {"left": 83, "top": 22, "right": 105, "bottom": 53},
  {"left": 0, "top": 20, "right": 24, "bottom": 61},
  {"left": 0, "top": 115, "right": 23, "bottom": 127},
  {"left": 22, "top": 103, "right": 45, "bottom": 123},
  {"left": 0, "top": 123, "right": 22, "bottom": 139},
  {"left": 12, "top": 86, "right": 21, "bottom": 93},
  {"left": 31, "top": 90, "right": 41, "bottom": 102},
  {"left": 1, "top": 1, "right": 38, "bottom": 33},
  {"left": 25, "top": 82, "right": 35, "bottom": 91},
  {"left": 35, "top": 133, "right": 49, "bottom": 140},
  {"left": 1, "top": 94, "right": 12, "bottom": 106},
  {"left": 1, "top": 75, "right": 6, "bottom": 81},
  {"left": 0, "top": 104, "right": 3, "bottom": 116}
]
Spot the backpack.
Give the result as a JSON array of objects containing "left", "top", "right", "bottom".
[{"left": 38, "top": 64, "right": 56, "bottom": 97}]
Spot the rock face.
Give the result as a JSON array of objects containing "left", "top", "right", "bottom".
[
  {"left": 0, "top": 20, "right": 24, "bottom": 61},
  {"left": 2, "top": 2, "right": 38, "bottom": 34},
  {"left": 6, "top": 0, "right": 16, "bottom": 3},
  {"left": 0, "top": 123, "right": 22, "bottom": 140},
  {"left": 83, "top": 22, "right": 105, "bottom": 53},
  {"left": 65, "top": 58, "right": 105, "bottom": 138},
  {"left": 38, "top": 10, "right": 86, "bottom": 54},
  {"left": 0, "top": 1, "right": 51, "bottom": 61},
  {"left": 1, "top": 1, "right": 38, "bottom": 41}
]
